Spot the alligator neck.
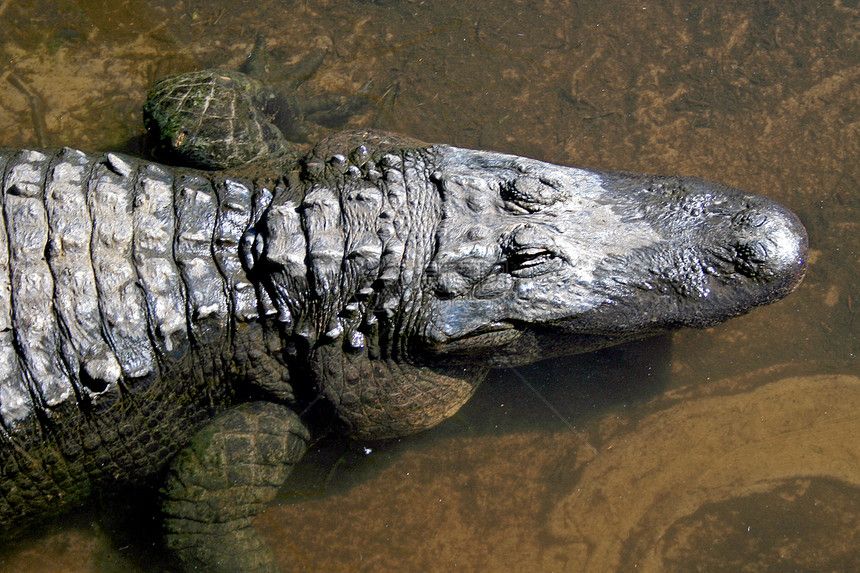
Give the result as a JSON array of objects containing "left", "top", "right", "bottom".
[{"left": 252, "top": 144, "right": 444, "bottom": 361}]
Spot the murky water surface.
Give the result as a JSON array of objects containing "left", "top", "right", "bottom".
[{"left": 0, "top": 0, "right": 857, "bottom": 571}]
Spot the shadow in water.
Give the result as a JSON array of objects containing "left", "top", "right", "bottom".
[
  {"left": 459, "top": 335, "right": 673, "bottom": 435},
  {"left": 281, "top": 336, "right": 672, "bottom": 501}
]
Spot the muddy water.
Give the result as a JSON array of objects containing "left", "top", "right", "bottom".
[{"left": 0, "top": 0, "right": 857, "bottom": 571}]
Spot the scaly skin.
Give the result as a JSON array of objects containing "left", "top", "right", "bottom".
[
  {"left": 0, "top": 128, "right": 807, "bottom": 571},
  {"left": 142, "top": 46, "right": 370, "bottom": 171},
  {"left": 0, "top": 146, "right": 285, "bottom": 536}
]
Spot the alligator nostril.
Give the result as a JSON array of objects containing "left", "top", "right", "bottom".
[
  {"left": 734, "top": 241, "right": 769, "bottom": 277},
  {"left": 732, "top": 209, "right": 768, "bottom": 228},
  {"left": 740, "top": 241, "right": 768, "bottom": 262}
]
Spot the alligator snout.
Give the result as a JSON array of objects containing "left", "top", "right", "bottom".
[{"left": 730, "top": 201, "right": 808, "bottom": 284}]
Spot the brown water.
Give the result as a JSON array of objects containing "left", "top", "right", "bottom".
[{"left": 0, "top": 1, "right": 858, "bottom": 571}]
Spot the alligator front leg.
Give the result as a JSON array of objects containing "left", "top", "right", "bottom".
[{"left": 161, "top": 402, "right": 309, "bottom": 572}]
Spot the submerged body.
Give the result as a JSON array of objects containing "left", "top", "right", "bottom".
[{"left": 0, "top": 128, "right": 807, "bottom": 570}]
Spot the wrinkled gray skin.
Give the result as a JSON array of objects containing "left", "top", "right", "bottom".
[{"left": 0, "top": 121, "right": 807, "bottom": 571}]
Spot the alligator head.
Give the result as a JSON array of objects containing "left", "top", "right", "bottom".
[
  {"left": 420, "top": 145, "right": 808, "bottom": 368},
  {"left": 262, "top": 135, "right": 807, "bottom": 438}
]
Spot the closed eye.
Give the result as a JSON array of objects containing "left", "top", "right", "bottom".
[{"left": 507, "top": 247, "right": 564, "bottom": 277}]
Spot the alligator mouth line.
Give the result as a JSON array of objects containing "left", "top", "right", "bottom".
[
  {"left": 440, "top": 321, "right": 522, "bottom": 350},
  {"left": 463, "top": 321, "right": 516, "bottom": 337}
]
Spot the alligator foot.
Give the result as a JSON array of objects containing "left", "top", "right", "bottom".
[
  {"left": 161, "top": 402, "right": 310, "bottom": 572},
  {"left": 144, "top": 38, "right": 376, "bottom": 169}
]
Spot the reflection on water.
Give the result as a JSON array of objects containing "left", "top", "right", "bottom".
[{"left": 0, "top": 0, "right": 857, "bottom": 571}]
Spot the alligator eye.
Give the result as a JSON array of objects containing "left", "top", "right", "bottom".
[
  {"left": 507, "top": 247, "right": 564, "bottom": 278},
  {"left": 500, "top": 176, "right": 565, "bottom": 212},
  {"left": 503, "top": 225, "right": 565, "bottom": 277}
]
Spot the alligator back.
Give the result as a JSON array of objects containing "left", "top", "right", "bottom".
[{"left": 0, "top": 147, "right": 273, "bottom": 531}]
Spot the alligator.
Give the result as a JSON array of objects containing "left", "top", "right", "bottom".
[{"left": 0, "top": 70, "right": 808, "bottom": 572}]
